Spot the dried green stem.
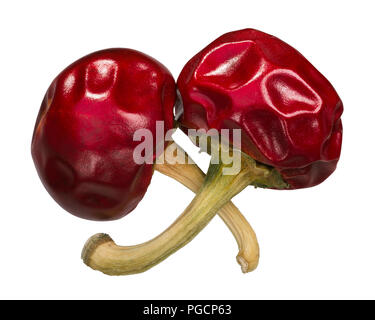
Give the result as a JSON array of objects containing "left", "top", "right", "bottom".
[
  {"left": 155, "top": 143, "right": 259, "bottom": 272},
  {"left": 81, "top": 147, "right": 285, "bottom": 275}
]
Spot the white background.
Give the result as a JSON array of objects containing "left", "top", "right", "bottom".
[{"left": 0, "top": 0, "right": 374, "bottom": 300}]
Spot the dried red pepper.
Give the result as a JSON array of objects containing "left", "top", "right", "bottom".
[
  {"left": 177, "top": 28, "right": 343, "bottom": 189},
  {"left": 32, "top": 48, "right": 176, "bottom": 221}
]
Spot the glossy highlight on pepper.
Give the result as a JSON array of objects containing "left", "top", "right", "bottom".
[
  {"left": 177, "top": 28, "right": 343, "bottom": 188},
  {"left": 32, "top": 48, "right": 176, "bottom": 220}
]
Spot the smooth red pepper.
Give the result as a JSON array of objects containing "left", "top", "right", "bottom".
[
  {"left": 31, "top": 48, "right": 176, "bottom": 220},
  {"left": 177, "top": 28, "right": 343, "bottom": 188}
]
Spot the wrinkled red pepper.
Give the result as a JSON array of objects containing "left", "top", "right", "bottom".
[
  {"left": 177, "top": 28, "right": 343, "bottom": 188},
  {"left": 32, "top": 48, "right": 176, "bottom": 220}
]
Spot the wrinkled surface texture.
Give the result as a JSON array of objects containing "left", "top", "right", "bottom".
[
  {"left": 32, "top": 49, "right": 176, "bottom": 220},
  {"left": 177, "top": 29, "right": 343, "bottom": 189}
]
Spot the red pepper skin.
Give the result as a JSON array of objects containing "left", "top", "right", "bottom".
[
  {"left": 177, "top": 29, "right": 343, "bottom": 189},
  {"left": 32, "top": 49, "right": 176, "bottom": 220}
]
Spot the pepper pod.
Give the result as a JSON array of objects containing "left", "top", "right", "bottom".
[
  {"left": 32, "top": 48, "right": 176, "bottom": 221},
  {"left": 31, "top": 48, "right": 259, "bottom": 274},
  {"left": 177, "top": 29, "right": 343, "bottom": 189},
  {"left": 82, "top": 29, "right": 343, "bottom": 275}
]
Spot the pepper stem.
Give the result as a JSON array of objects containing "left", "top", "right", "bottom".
[
  {"left": 82, "top": 148, "right": 287, "bottom": 275},
  {"left": 155, "top": 142, "right": 259, "bottom": 272}
]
